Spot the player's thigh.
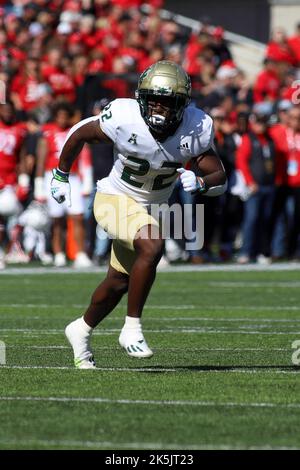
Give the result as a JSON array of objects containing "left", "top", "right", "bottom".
[
  {"left": 94, "top": 193, "right": 158, "bottom": 250},
  {"left": 110, "top": 240, "right": 137, "bottom": 275}
]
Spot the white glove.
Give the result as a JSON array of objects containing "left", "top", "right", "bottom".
[
  {"left": 177, "top": 167, "right": 204, "bottom": 193},
  {"left": 51, "top": 169, "right": 71, "bottom": 206}
]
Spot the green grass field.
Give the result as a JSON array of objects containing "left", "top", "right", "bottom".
[{"left": 0, "top": 268, "right": 300, "bottom": 450}]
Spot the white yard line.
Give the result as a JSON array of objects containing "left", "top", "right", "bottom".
[
  {"left": 1, "top": 304, "right": 300, "bottom": 312},
  {"left": 1, "top": 327, "right": 300, "bottom": 335},
  {"left": 0, "top": 438, "right": 296, "bottom": 450},
  {"left": 0, "top": 365, "right": 298, "bottom": 374},
  {"left": 2, "top": 313, "right": 300, "bottom": 322},
  {"left": 0, "top": 365, "right": 177, "bottom": 372},
  {"left": 1, "top": 263, "right": 300, "bottom": 274},
  {"left": 206, "top": 282, "right": 300, "bottom": 288},
  {"left": 1, "top": 395, "right": 300, "bottom": 407},
  {"left": 5, "top": 345, "right": 289, "bottom": 352}
]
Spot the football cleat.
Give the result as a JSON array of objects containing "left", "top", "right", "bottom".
[
  {"left": 73, "top": 252, "right": 93, "bottom": 269},
  {"left": 119, "top": 330, "right": 153, "bottom": 358},
  {"left": 54, "top": 252, "right": 67, "bottom": 267},
  {"left": 65, "top": 319, "right": 96, "bottom": 369},
  {"left": 74, "top": 354, "right": 96, "bottom": 370}
]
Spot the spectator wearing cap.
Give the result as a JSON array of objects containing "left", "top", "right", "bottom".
[
  {"left": 236, "top": 108, "right": 277, "bottom": 263},
  {"left": 211, "top": 26, "right": 232, "bottom": 68}
]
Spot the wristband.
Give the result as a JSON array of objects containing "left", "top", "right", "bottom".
[
  {"left": 34, "top": 176, "right": 45, "bottom": 200},
  {"left": 196, "top": 177, "right": 207, "bottom": 194},
  {"left": 54, "top": 168, "right": 69, "bottom": 183},
  {"left": 18, "top": 173, "right": 30, "bottom": 187}
]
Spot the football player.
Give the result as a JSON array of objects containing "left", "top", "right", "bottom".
[{"left": 51, "top": 61, "right": 227, "bottom": 368}]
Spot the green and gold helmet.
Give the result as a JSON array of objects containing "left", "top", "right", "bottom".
[{"left": 135, "top": 60, "right": 191, "bottom": 133}]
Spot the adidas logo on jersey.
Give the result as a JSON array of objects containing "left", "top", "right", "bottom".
[
  {"left": 177, "top": 142, "right": 189, "bottom": 150},
  {"left": 128, "top": 133, "right": 138, "bottom": 145}
]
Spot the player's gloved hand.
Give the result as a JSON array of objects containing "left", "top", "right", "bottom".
[
  {"left": 51, "top": 168, "right": 71, "bottom": 206},
  {"left": 177, "top": 168, "right": 207, "bottom": 193}
]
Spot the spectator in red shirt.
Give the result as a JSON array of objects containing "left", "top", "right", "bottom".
[
  {"left": 266, "top": 27, "right": 296, "bottom": 66},
  {"left": 42, "top": 48, "right": 76, "bottom": 102},
  {"left": 253, "top": 58, "right": 281, "bottom": 103},
  {"left": 184, "top": 29, "right": 210, "bottom": 77},
  {"left": 288, "top": 22, "right": 300, "bottom": 65},
  {"left": 101, "top": 56, "right": 134, "bottom": 98},
  {"left": 10, "top": 58, "right": 43, "bottom": 116},
  {"left": 73, "top": 55, "right": 89, "bottom": 87}
]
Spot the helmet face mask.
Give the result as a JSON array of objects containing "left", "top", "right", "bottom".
[{"left": 136, "top": 61, "right": 191, "bottom": 134}]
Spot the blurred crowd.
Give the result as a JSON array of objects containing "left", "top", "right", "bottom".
[{"left": 1, "top": 0, "right": 300, "bottom": 269}]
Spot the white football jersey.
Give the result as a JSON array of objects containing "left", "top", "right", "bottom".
[{"left": 97, "top": 98, "right": 214, "bottom": 206}]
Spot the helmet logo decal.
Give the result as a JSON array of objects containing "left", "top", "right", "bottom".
[{"left": 152, "top": 85, "right": 173, "bottom": 96}]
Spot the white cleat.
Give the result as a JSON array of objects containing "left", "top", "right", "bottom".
[
  {"left": 119, "top": 330, "right": 153, "bottom": 358},
  {"left": 5, "top": 249, "right": 30, "bottom": 264},
  {"left": 65, "top": 319, "right": 96, "bottom": 369},
  {"left": 73, "top": 252, "right": 93, "bottom": 269},
  {"left": 54, "top": 252, "right": 67, "bottom": 267},
  {"left": 39, "top": 252, "right": 53, "bottom": 266},
  {"left": 74, "top": 355, "right": 96, "bottom": 369}
]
